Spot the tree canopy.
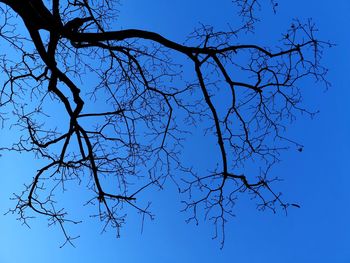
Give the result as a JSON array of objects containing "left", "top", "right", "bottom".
[{"left": 0, "top": 0, "right": 331, "bottom": 246}]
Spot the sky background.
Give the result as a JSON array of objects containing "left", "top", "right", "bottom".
[{"left": 0, "top": 0, "right": 349, "bottom": 262}]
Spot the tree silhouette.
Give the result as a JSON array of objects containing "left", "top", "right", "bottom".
[{"left": 0, "top": 0, "right": 331, "bottom": 247}]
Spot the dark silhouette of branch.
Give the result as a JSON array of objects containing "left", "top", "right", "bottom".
[{"left": 0, "top": 0, "right": 331, "bottom": 247}]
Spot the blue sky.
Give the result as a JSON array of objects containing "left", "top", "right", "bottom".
[{"left": 0, "top": 0, "right": 349, "bottom": 262}]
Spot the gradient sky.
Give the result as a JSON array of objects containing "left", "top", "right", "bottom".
[{"left": 0, "top": 1, "right": 349, "bottom": 262}]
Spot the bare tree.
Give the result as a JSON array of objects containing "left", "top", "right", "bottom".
[{"left": 0, "top": 0, "right": 331, "bottom": 247}]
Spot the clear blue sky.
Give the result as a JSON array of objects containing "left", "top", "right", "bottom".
[{"left": 0, "top": 0, "right": 349, "bottom": 262}]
